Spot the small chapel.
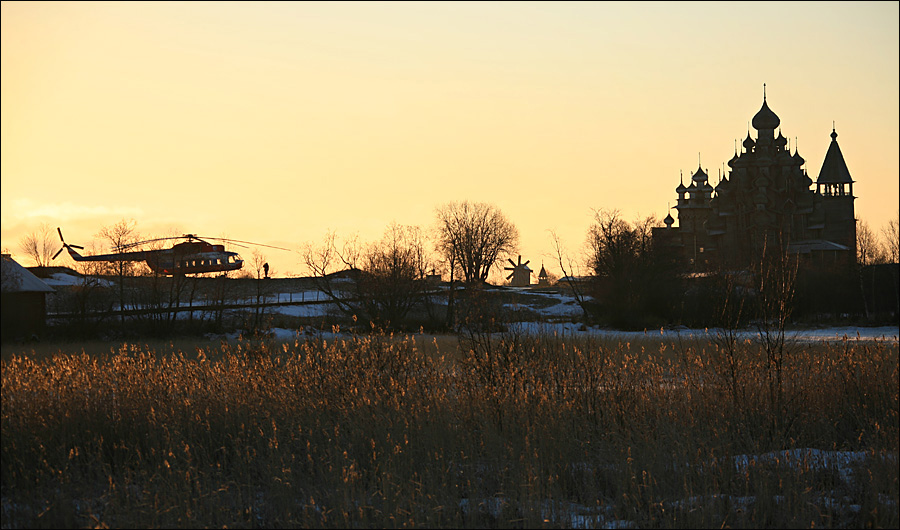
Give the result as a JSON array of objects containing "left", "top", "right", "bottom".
[{"left": 653, "top": 87, "right": 856, "bottom": 271}]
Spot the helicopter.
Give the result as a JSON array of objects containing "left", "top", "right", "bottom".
[{"left": 52, "top": 228, "right": 289, "bottom": 276}]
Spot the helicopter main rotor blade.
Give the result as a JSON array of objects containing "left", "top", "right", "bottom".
[
  {"left": 199, "top": 237, "right": 291, "bottom": 251},
  {"left": 52, "top": 247, "right": 65, "bottom": 260},
  {"left": 118, "top": 236, "right": 185, "bottom": 251}
]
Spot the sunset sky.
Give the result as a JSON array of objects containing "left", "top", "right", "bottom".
[{"left": 2, "top": 1, "right": 898, "bottom": 278}]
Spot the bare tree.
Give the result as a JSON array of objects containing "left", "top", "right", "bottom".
[
  {"left": 883, "top": 212, "right": 900, "bottom": 316},
  {"left": 435, "top": 201, "right": 519, "bottom": 284},
  {"left": 883, "top": 211, "right": 899, "bottom": 265},
  {"left": 96, "top": 219, "right": 141, "bottom": 325},
  {"left": 355, "top": 223, "right": 430, "bottom": 328},
  {"left": 857, "top": 219, "right": 889, "bottom": 319},
  {"left": 301, "top": 230, "right": 362, "bottom": 318},
  {"left": 549, "top": 230, "right": 591, "bottom": 319},
  {"left": 857, "top": 219, "right": 887, "bottom": 267},
  {"left": 585, "top": 209, "right": 680, "bottom": 328},
  {"left": 302, "top": 225, "right": 431, "bottom": 329},
  {"left": 248, "top": 248, "right": 273, "bottom": 332},
  {"left": 588, "top": 210, "right": 639, "bottom": 280},
  {"left": 19, "top": 223, "right": 56, "bottom": 267},
  {"left": 752, "top": 234, "right": 800, "bottom": 355}
]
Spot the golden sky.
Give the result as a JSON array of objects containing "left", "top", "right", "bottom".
[{"left": 2, "top": 1, "right": 898, "bottom": 278}]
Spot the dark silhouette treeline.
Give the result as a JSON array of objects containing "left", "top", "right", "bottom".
[
  {"left": 569, "top": 209, "right": 898, "bottom": 331},
  {"left": 11, "top": 203, "right": 899, "bottom": 341}
]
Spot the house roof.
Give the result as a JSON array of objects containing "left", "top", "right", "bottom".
[
  {"left": 787, "top": 239, "right": 850, "bottom": 254},
  {"left": 1, "top": 255, "right": 55, "bottom": 293}
]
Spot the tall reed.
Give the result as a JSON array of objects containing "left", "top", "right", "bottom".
[{"left": 2, "top": 330, "right": 897, "bottom": 528}]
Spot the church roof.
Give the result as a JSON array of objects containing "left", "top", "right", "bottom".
[
  {"left": 752, "top": 97, "right": 780, "bottom": 131},
  {"left": 775, "top": 130, "right": 788, "bottom": 147},
  {"left": 817, "top": 128, "right": 853, "bottom": 184},
  {"left": 742, "top": 133, "right": 755, "bottom": 150},
  {"left": 691, "top": 165, "right": 708, "bottom": 182}
]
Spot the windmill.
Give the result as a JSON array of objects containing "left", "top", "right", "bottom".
[{"left": 504, "top": 255, "right": 532, "bottom": 287}]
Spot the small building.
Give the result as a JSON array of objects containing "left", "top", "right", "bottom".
[
  {"left": 537, "top": 264, "right": 550, "bottom": 286},
  {"left": 425, "top": 268, "right": 442, "bottom": 284},
  {"left": 505, "top": 256, "right": 532, "bottom": 287},
  {"left": 1, "top": 254, "right": 55, "bottom": 341}
]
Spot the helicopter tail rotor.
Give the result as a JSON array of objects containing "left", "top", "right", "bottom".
[{"left": 53, "top": 228, "right": 84, "bottom": 260}]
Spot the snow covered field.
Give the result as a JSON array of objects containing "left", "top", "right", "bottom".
[
  {"left": 257, "top": 285, "right": 899, "bottom": 344},
  {"left": 508, "top": 321, "right": 900, "bottom": 343},
  {"left": 40, "top": 269, "right": 898, "bottom": 344}
]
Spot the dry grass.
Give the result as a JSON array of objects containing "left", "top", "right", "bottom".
[{"left": 2, "top": 329, "right": 897, "bottom": 528}]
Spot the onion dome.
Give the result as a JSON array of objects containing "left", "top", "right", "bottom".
[
  {"left": 802, "top": 173, "right": 813, "bottom": 189},
  {"left": 676, "top": 181, "right": 686, "bottom": 193},
  {"left": 792, "top": 148, "right": 805, "bottom": 166},
  {"left": 664, "top": 213, "right": 674, "bottom": 227},
  {"left": 691, "top": 165, "right": 708, "bottom": 183},
  {"left": 715, "top": 178, "right": 730, "bottom": 195},
  {"left": 752, "top": 97, "right": 780, "bottom": 131},
  {"left": 775, "top": 130, "right": 787, "bottom": 149},
  {"left": 742, "top": 133, "right": 756, "bottom": 150}
]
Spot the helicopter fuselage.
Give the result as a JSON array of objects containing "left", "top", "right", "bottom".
[
  {"left": 63, "top": 240, "right": 243, "bottom": 276},
  {"left": 146, "top": 241, "right": 243, "bottom": 275}
]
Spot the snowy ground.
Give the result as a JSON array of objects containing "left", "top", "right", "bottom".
[
  {"left": 455, "top": 450, "right": 897, "bottom": 528},
  {"left": 42, "top": 272, "right": 114, "bottom": 287},
  {"left": 43, "top": 270, "right": 899, "bottom": 343},
  {"left": 208, "top": 284, "right": 900, "bottom": 344},
  {"left": 508, "top": 321, "right": 900, "bottom": 343},
  {"left": 260, "top": 286, "right": 898, "bottom": 344}
]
